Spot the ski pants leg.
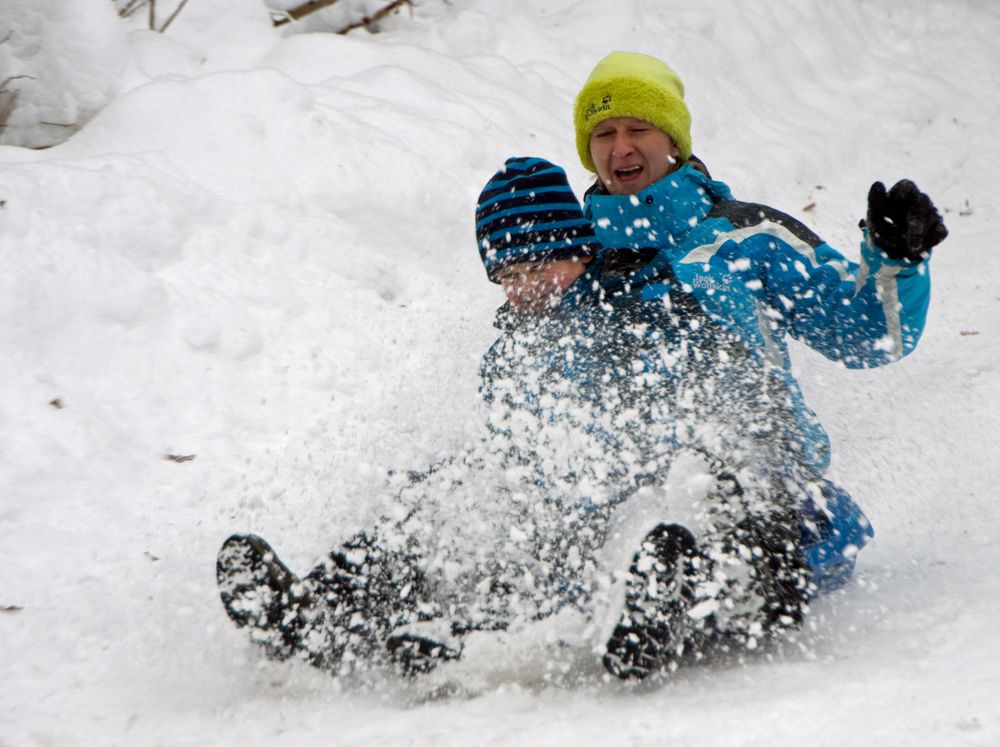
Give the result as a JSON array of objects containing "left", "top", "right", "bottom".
[{"left": 798, "top": 478, "right": 875, "bottom": 594}]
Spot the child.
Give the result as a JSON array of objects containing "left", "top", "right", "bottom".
[
  {"left": 216, "top": 158, "right": 621, "bottom": 678},
  {"left": 476, "top": 157, "right": 827, "bottom": 678}
]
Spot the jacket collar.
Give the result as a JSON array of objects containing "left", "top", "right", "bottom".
[{"left": 584, "top": 164, "right": 733, "bottom": 250}]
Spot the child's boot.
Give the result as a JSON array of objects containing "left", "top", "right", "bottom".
[{"left": 602, "top": 523, "right": 699, "bottom": 679}]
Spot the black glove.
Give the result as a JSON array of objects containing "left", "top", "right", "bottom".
[{"left": 865, "top": 179, "right": 948, "bottom": 261}]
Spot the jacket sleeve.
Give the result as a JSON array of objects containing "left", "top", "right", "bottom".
[{"left": 751, "top": 223, "right": 931, "bottom": 368}]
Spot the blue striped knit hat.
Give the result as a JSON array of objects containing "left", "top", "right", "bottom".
[{"left": 476, "top": 157, "right": 601, "bottom": 283}]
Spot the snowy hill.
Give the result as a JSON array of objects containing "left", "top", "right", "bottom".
[{"left": 1, "top": 1, "right": 999, "bottom": 745}]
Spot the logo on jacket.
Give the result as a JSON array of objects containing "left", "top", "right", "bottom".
[
  {"left": 691, "top": 274, "right": 731, "bottom": 293},
  {"left": 584, "top": 95, "right": 613, "bottom": 121}
]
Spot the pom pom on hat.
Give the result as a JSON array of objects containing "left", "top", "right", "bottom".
[
  {"left": 475, "top": 157, "right": 601, "bottom": 283},
  {"left": 573, "top": 51, "right": 692, "bottom": 172}
]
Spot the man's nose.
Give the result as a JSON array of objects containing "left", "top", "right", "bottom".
[{"left": 611, "top": 133, "right": 635, "bottom": 159}]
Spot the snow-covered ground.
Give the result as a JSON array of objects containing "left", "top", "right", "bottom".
[{"left": 2, "top": 1, "right": 998, "bottom": 744}]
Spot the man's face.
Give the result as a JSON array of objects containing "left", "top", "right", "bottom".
[
  {"left": 589, "top": 116, "right": 681, "bottom": 195},
  {"left": 498, "top": 257, "right": 591, "bottom": 313}
]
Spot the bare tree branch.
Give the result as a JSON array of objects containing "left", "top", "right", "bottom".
[
  {"left": 158, "top": 0, "right": 192, "bottom": 32},
  {"left": 0, "top": 76, "right": 32, "bottom": 133},
  {"left": 0, "top": 74, "right": 34, "bottom": 93},
  {"left": 117, "top": 0, "right": 150, "bottom": 19},
  {"left": 271, "top": 0, "right": 344, "bottom": 27},
  {"left": 336, "top": 0, "right": 412, "bottom": 34},
  {"left": 0, "top": 92, "right": 18, "bottom": 131}
]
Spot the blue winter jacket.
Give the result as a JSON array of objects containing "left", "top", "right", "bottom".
[
  {"left": 577, "top": 163, "right": 933, "bottom": 590},
  {"left": 584, "top": 164, "right": 931, "bottom": 474}
]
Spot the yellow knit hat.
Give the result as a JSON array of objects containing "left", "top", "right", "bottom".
[{"left": 573, "top": 51, "right": 692, "bottom": 172}]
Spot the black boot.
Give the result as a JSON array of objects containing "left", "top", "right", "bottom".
[
  {"left": 603, "top": 523, "right": 699, "bottom": 680},
  {"left": 216, "top": 533, "right": 328, "bottom": 664},
  {"left": 219, "top": 531, "right": 456, "bottom": 674},
  {"left": 720, "top": 511, "right": 812, "bottom": 648},
  {"left": 302, "top": 529, "right": 472, "bottom": 676},
  {"left": 385, "top": 631, "right": 463, "bottom": 676}
]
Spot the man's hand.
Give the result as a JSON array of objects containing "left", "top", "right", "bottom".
[{"left": 866, "top": 180, "right": 948, "bottom": 261}]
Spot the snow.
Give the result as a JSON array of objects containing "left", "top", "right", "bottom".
[{"left": 2, "top": 0, "right": 999, "bottom": 744}]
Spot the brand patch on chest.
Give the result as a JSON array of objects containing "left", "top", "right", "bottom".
[{"left": 691, "top": 274, "right": 731, "bottom": 293}]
